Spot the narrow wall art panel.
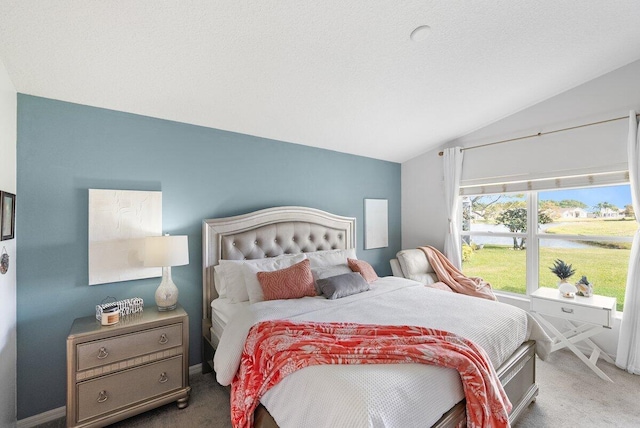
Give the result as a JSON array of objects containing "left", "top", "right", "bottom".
[
  {"left": 88, "top": 189, "right": 162, "bottom": 285},
  {"left": 364, "top": 198, "right": 388, "bottom": 249}
]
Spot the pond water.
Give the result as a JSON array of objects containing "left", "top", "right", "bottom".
[{"left": 467, "top": 223, "right": 592, "bottom": 249}]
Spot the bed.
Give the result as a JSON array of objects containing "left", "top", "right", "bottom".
[{"left": 202, "top": 206, "right": 550, "bottom": 427}]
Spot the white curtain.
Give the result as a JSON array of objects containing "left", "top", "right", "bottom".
[
  {"left": 617, "top": 111, "right": 640, "bottom": 375},
  {"left": 443, "top": 147, "right": 464, "bottom": 269}
]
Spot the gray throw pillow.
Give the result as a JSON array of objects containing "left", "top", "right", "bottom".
[
  {"left": 311, "top": 264, "right": 352, "bottom": 294},
  {"left": 316, "top": 272, "right": 370, "bottom": 300}
]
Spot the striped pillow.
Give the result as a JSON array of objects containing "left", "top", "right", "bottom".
[{"left": 257, "top": 259, "right": 317, "bottom": 301}]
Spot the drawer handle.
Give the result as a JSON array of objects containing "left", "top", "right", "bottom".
[
  {"left": 159, "top": 333, "right": 168, "bottom": 344},
  {"left": 561, "top": 307, "right": 574, "bottom": 314},
  {"left": 97, "top": 390, "right": 108, "bottom": 403},
  {"left": 97, "top": 347, "right": 109, "bottom": 359},
  {"left": 159, "top": 372, "right": 169, "bottom": 383}
]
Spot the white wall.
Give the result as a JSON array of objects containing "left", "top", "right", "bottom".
[
  {"left": 402, "top": 150, "right": 448, "bottom": 250},
  {"left": 402, "top": 58, "right": 640, "bottom": 358},
  {"left": 0, "top": 58, "right": 17, "bottom": 428}
]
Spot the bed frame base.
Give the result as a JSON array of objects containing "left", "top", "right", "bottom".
[
  {"left": 432, "top": 339, "right": 538, "bottom": 427},
  {"left": 498, "top": 340, "right": 538, "bottom": 426},
  {"left": 202, "top": 320, "right": 215, "bottom": 374}
]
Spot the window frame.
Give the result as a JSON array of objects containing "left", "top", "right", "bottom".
[{"left": 460, "top": 187, "right": 634, "bottom": 305}]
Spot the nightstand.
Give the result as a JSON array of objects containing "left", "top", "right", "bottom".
[
  {"left": 66, "top": 305, "right": 191, "bottom": 427},
  {"left": 530, "top": 287, "right": 616, "bottom": 381}
]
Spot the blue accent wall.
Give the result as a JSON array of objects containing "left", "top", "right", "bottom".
[{"left": 16, "top": 94, "right": 401, "bottom": 418}]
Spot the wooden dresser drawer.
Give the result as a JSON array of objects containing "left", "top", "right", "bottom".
[
  {"left": 77, "top": 356, "right": 183, "bottom": 423},
  {"left": 77, "top": 323, "right": 182, "bottom": 371},
  {"left": 531, "top": 297, "right": 611, "bottom": 327}
]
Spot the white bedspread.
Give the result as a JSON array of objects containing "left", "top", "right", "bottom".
[{"left": 215, "top": 277, "right": 551, "bottom": 428}]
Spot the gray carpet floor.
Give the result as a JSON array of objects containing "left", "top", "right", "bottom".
[{"left": 38, "top": 349, "right": 639, "bottom": 427}]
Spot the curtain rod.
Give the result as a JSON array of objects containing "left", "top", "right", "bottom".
[{"left": 437, "top": 113, "right": 639, "bottom": 156}]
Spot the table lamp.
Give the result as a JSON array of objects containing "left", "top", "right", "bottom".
[{"left": 144, "top": 234, "right": 189, "bottom": 311}]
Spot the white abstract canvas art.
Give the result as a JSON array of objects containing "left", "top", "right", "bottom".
[
  {"left": 364, "top": 199, "right": 388, "bottom": 249},
  {"left": 89, "top": 189, "right": 162, "bottom": 285}
]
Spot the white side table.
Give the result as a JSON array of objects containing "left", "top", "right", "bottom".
[{"left": 530, "top": 287, "right": 616, "bottom": 382}]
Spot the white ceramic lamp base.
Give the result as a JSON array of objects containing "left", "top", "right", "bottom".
[{"left": 155, "top": 266, "right": 179, "bottom": 311}]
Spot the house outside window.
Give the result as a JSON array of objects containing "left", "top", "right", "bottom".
[{"left": 460, "top": 184, "right": 635, "bottom": 312}]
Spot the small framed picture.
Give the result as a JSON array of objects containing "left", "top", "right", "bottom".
[{"left": 1, "top": 191, "right": 16, "bottom": 241}]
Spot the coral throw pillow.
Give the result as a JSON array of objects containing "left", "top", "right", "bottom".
[
  {"left": 348, "top": 258, "right": 379, "bottom": 283},
  {"left": 257, "top": 259, "right": 317, "bottom": 301}
]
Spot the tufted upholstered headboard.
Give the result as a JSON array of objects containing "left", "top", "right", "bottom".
[{"left": 202, "top": 206, "right": 356, "bottom": 321}]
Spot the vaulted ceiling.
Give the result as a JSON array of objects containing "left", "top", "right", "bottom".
[{"left": 2, "top": 1, "right": 640, "bottom": 162}]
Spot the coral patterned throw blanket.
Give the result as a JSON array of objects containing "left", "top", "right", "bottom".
[{"left": 231, "top": 320, "right": 512, "bottom": 428}]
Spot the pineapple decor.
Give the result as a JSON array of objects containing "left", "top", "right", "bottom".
[
  {"left": 549, "top": 259, "right": 578, "bottom": 297},
  {"left": 549, "top": 259, "right": 576, "bottom": 281}
]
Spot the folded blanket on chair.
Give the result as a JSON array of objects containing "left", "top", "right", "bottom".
[{"left": 419, "top": 246, "right": 497, "bottom": 301}]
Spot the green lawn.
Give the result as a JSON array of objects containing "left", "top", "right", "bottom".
[
  {"left": 545, "top": 218, "right": 637, "bottom": 249},
  {"left": 544, "top": 218, "right": 637, "bottom": 237},
  {"left": 463, "top": 244, "right": 628, "bottom": 311}
]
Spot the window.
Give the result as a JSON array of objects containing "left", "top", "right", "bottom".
[
  {"left": 461, "top": 194, "right": 528, "bottom": 294},
  {"left": 461, "top": 185, "right": 635, "bottom": 311}
]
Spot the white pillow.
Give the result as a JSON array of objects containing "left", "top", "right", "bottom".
[
  {"left": 213, "top": 265, "right": 226, "bottom": 298},
  {"left": 311, "top": 264, "right": 352, "bottom": 281},
  {"left": 242, "top": 254, "right": 307, "bottom": 303},
  {"left": 219, "top": 254, "right": 305, "bottom": 303},
  {"left": 305, "top": 248, "right": 357, "bottom": 268},
  {"left": 310, "top": 264, "right": 352, "bottom": 295}
]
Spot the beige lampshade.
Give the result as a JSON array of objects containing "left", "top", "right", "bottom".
[{"left": 144, "top": 235, "right": 189, "bottom": 267}]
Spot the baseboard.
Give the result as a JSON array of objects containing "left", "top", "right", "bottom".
[
  {"left": 189, "top": 363, "right": 202, "bottom": 377},
  {"left": 17, "top": 364, "right": 205, "bottom": 428},
  {"left": 16, "top": 406, "right": 65, "bottom": 428}
]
